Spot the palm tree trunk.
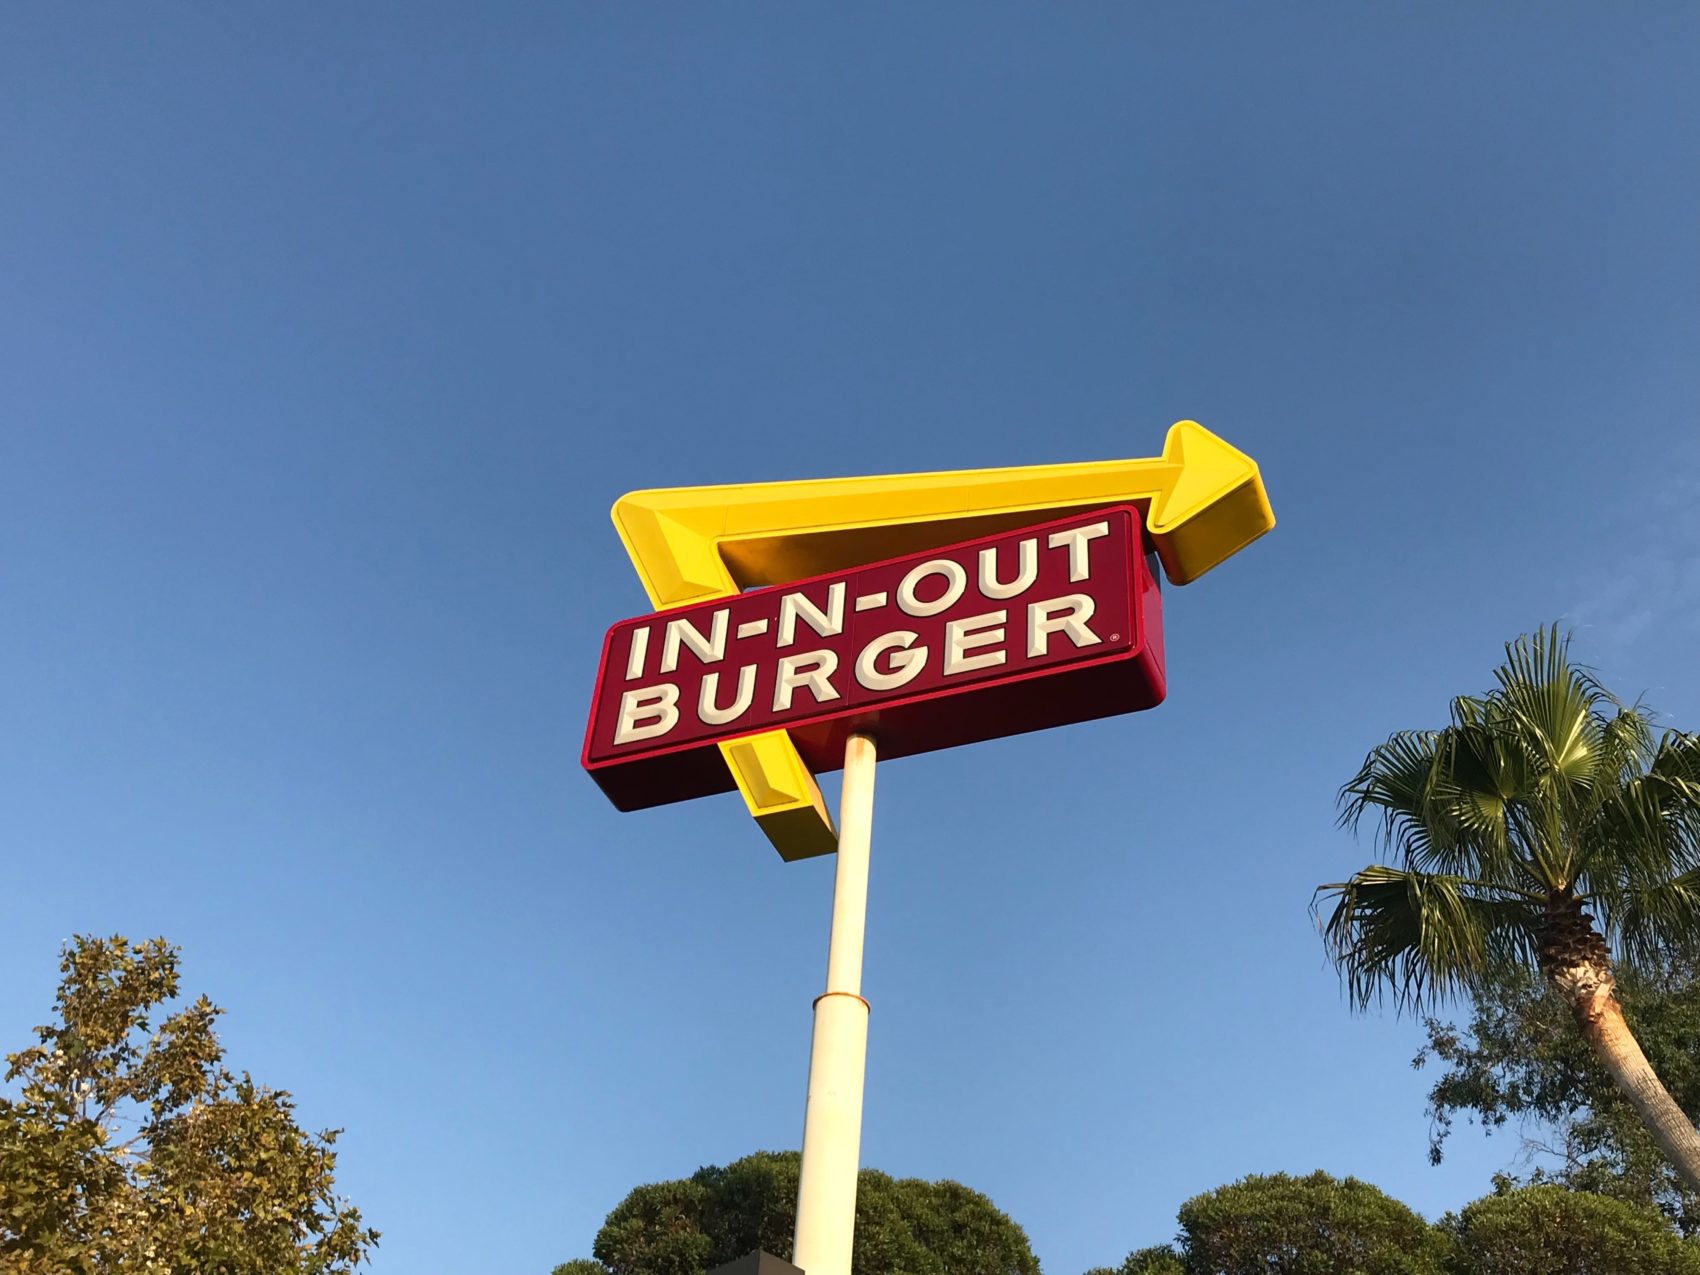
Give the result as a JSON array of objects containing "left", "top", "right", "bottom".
[
  {"left": 1567, "top": 976, "right": 1700, "bottom": 1190},
  {"left": 1541, "top": 895, "right": 1700, "bottom": 1191}
]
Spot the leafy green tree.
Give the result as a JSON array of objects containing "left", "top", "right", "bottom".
[
  {"left": 0, "top": 935, "right": 377, "bottom": 1274},
  {"left": 1084, "top": 1245, "right": 1185, "bottom": 1274},
  {"left": 557, "top": 1150, "right": 1039, "bottom": 1275},
  {"left": 1443, "top": 1183, "right": 1700, "bottom": 1274},
  {"left": 1121, "top": 1250, "right": 1185, "bottom": 1275},
  {"left": 1092, "top": 1174, "right": 1700, "bottom": 1275},
  {"left": 1418, "top": 957, "right": 1700, "bottom": 1231},
  {"left": 1317, "top": 627, "right": 1700, "bottom": 1189},
  {"left": 1168, "top": 1171, "right": 1447, "bottom": 1275}
]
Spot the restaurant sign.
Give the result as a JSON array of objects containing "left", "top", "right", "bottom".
[{"left": 583, "top": 506, "right": 1165, "bottom": 813}]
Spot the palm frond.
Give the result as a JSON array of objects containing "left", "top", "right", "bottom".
[
  {"left": 1581, "top": 730, "right": 1700, "bottom": 950},
  {"left": 1599, "top": 701, "right": 1658, "bottom": 776},
  {"left": 1648, "top": 730, "right": 1700, "bottom": 813},
  {"left": 1449, "top": 694, "right": 1539, "bottom": 803},
  {"left": 1615, "top": 869, "right": 1700, "bottom": 971},
  {"left": 1490, "top": 624, "right": 1615, "bottom": 793},
  {"left": 1315, "top": 866, "right": 1542, "bottom": 1014},
  {"left": 1429, "top": 720, "right": 1521, "bottom": 877},
  {"left": 1338, "top": 718, "right": 1533, "bottom": 884},
  {"left": 1338, "top": 731, "right": 1448, "bottom": 860}
]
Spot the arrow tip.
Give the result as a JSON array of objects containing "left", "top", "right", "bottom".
[
  {"left": 1150, "top": 421, "right": 1256, "bottom": 530},
  {"left": 1149, "top": 421, "right": 1275, "bottom": 584}
]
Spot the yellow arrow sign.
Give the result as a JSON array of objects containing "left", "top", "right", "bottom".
[{"left": 608, "top": 420, "right": 1274, "bottom": 860}]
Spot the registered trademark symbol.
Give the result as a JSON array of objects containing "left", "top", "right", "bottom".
[{"left": 1110, "top": 633, "right": 1120, "bottom": 640}]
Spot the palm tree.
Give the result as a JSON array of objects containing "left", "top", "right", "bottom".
[{"left": 1318, "top": 626, "right": 1700, "bottom": 1188}]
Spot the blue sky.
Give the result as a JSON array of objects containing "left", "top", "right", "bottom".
[{"left": 4, "top": 4, "right": 1699, "bottom": 1272}]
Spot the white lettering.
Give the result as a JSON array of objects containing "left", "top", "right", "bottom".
[
  {"left": 1047, "top": 521, "right": 1111, "bottom": 582},
  {"left": 896, "top": 559, "right": 967, "bottom": 617},
  {"left": 1027, "top": 594, "right": 1101, "bottom": 657},
  {"left": 624, "top": 626, "right": 650, "bottom": 681},
  {"left": 614, "top": 684, "right": 680, "bottom": 745},
  {"left": 944, "top": 610, "right": 1008, "bottom": 676},
  {"left": 855, "top": 631, "right": 927, "bottom": 691},
  {"left": 978, "top": 539, "right": 1037, "bottom": 600},
  {"left": 773, "top": 650, "right": 841, "bottom": 712},
  {"left": 660, "top": 610, "right": 728, "bottom": 673},
  {"left": 778, "top": 582, "right": 846, "bottom": 648},
  {"left": 698, "top": 665, "right": 756, "bottom": 726}
]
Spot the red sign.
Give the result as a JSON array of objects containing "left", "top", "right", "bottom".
[{"left": 582, "top": 506, "right": 1165, "bottom": 812}]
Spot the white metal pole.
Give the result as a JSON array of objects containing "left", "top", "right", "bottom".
[{"left": 792, "top": 731, "right": 877, "bottom": 1275}]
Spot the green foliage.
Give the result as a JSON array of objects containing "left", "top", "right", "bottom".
[
  {"left": 1096, "top": 1171, "right": 1700, "bottom": 1275},
  {"left": 575, "top": 1149, "right": 1039, "bottom": 1275},
  {"left": 1093, "top": 1172, "right": 1448, "bottom": 1275},
  {"left": 0, "top": 935, "right": 377, "bottom": 1274},
  {"left": 1443, "top": 1183, "right": 1700, "bottom": 1274},
  {"left": 597, "top": 1179, "right": 713, "bottom": 1275},
  {"left": 552, "top": 1263, "right": 612, "bottom": 1275},
  {"left": 1317, "top": 626, "right": 1700, "bottom": 1013},
  {"left": 1419, "top": 958, "right": 1700, "bottom": 1230},
  {"left": 1084, "top": 1245, "right": 1185, "bottom": 1274},
  {"left": 1166, "top": 1171, "right": 1450, "bottom": 1274}
]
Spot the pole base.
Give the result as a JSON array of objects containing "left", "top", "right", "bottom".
[{"left": 707, "top": 1251, "right": 805, "bottom": 1275}]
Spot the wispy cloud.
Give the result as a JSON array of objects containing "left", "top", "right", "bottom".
[{"left": 1567, "top": 442, "right": 1700, "bottom": 650}]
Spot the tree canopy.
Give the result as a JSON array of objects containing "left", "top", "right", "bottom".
[
  {"left": 1092, "top": 1173, "right": 1700, "bottom": 1275},
  {"left": 1444, "top": 1183, "right": 1700, "bottom": 1274},
  {"left": 1093, "top": 1171, "right": 1449, "bottom": 1275},
  {"left": 0, "top": 935, "right": 376, "bottom": 1274},
  {"left": 555, "top": 1150, "right": 1038, "bottom": 1275},
  {"left": 1084, "top": 1245, "right": 1185, "bottom": 1274}
]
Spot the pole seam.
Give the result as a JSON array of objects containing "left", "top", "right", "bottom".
[{"left": 811, "top": 991, "right": 871, "bottom": 1012}]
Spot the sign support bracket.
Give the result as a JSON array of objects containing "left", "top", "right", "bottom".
[{"left": 792, "top": 731, "right": 877, "bottom": 1275}]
